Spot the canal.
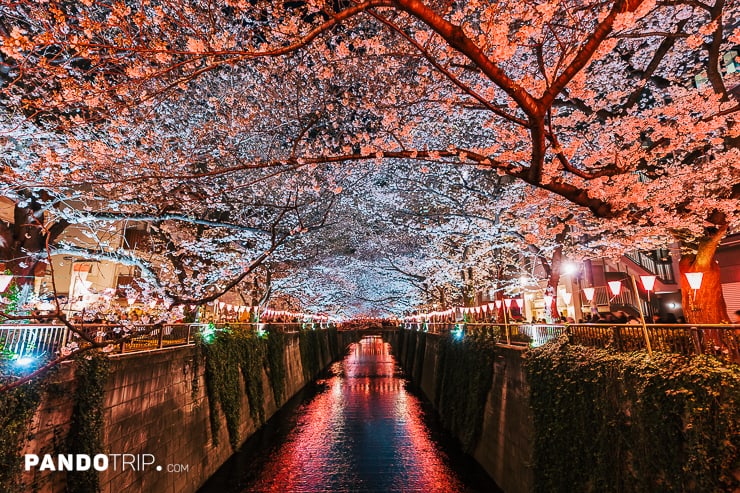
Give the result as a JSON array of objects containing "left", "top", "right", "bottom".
[{"left": 200, "top": 335, "right": 502, "bottom": 493}]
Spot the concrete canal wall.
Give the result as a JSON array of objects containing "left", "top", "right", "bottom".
[
  {"left": 19, "top": 329, "right": 358, "bottom": 493},
  {"left": 390, "top": 331, "right": 534, "bottom": 493}
]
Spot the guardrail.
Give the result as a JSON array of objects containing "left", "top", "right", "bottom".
[
  {"left": 0, "top": 322, "right": 330, "bottom": 360},
  {"left": 401, "top": 322, "right": 740, "bottom": 364},
  {"left": 0, "top": 324, "right": 70, "bottom": 359}
]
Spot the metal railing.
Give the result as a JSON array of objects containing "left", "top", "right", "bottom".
[
  {"left": 0, "top": 322, "right": 325, "bottom": 360},
  {"left": 401, "top": 322, "right": 740, "bottom": 364},
  {"left": 0, "top": 324, "right": 69, "bottom": 359}
]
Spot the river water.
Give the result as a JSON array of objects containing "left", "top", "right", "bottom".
[{"left": 200, "top": 335, "right": 502, "bottom": 493}]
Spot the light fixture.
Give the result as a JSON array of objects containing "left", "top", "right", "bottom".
[
  {"left": 640, "top": 275, "right": 657, "bottom": 301},
  {"left": 0, "top": 274, "right": 12, "bottom": 292},
  {"left": 561, "top": 262, "right": 578, "bottom": 275},
  {"left": 685, "top": 272, "right": 703, "bottom": 291},
  {"left": 608, "top": 280, "right": 622, "bottom": 296},
  {"left": 562, "top": 292, "right": 572, "bottom": 305},
  {"left": 583, "top": 287, "right": 595, "bottom": 302}
]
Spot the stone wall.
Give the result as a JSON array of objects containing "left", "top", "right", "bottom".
[
  {"left": 20, "top": 329, "right": 348, "bottom": 493},
  {"left": 390, "top": 331, "right": 534, "bottom": 493}
]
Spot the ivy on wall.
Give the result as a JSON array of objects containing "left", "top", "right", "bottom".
[
  {"left": 434, "top": 333, "right": 496, "bottom": 453},
  {"left": 395, "top": 329, "right": 495, "bottom": 454},
  {"left": 266, "top": 329, "right": 287, "bottom": 406},
  {"left": 66, "top": 353, "right": 109, "bottom": 493},
  {"left": 0, "top": 360, "right": 46, "bottom": 492},
  {"left": 526, "top": 335, "right": 740, "bottom": 493},
  {"left": 198, "top": 325, "right": 339, "bottom": 451},
  {"left": 198, "top": 328, "right": 269, "bottom": 450}
]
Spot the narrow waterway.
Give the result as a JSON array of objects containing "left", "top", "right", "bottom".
[{"left": 200, "top": 335, "right": 502, "bottom": 493}]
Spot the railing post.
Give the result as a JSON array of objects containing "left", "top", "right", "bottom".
[{"left": 157, "top": 324, "right": 165, "bottom": 349}]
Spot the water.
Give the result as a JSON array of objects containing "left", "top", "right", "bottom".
[{"left": 200, "top": 336, "right": 502, "bottom": 493}]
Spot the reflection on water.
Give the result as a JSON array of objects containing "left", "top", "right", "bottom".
[{"left": 201, "top": 336, "right": 501, "bottom": 493}]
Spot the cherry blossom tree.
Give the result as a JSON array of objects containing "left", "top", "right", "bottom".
[{"left": 2, "top": 0, "right": 739, "bottom": 322}]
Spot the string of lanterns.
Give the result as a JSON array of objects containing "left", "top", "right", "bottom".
[
  {"left": 210, "top": 301, "right": 337, "bottom": 322},
  {"left": 403, "top": 298, "right": 524, "bottom": 323}
]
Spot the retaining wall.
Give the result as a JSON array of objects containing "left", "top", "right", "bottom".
[
  {"left": 390, "top": 330, "right": 534, "bottom": 493},
  {"left": 19, "top": 329, "right": 357, "bottom": 493}
]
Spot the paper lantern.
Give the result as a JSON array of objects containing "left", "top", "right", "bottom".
[
  {"left": 640, "top": 275, "right": 657, "bottom": 292},
  {"left": 608, "top": 280, "right": 622, "bottom": 296},
  {"left": 685, "top": 272, "right": 703, "bottom": 290},
  {"left": 583, "top": 287, "right": 595, "bottom": 301}
]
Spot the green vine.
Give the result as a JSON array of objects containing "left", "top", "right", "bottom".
[
  {"left": 0, "top": 360, "right": 47, "bottom": 492},
  {"left": 239, "top": 334, "right": 266, "bottom": 426},
  {"left": 395, "top": 329, "right": 495, "bottom": 453},
  {"left": 299, "top": 329, "right": 322, "bottom": 380},
  {"left": 198, "top": 326, "right": 287, "bottom": 450},
  {"left": 526, "top": 335, "right": 740, "bottom": 493},
  {"left": 66, "top": 352, "right": 109, "bottom": 493},
  {"left": 266, "top": 329, "right": 287, "bottom": 406},
  {"left": 199, "top": 325, "right": 337, "bottom": 451}
]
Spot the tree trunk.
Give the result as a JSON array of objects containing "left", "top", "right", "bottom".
[
  {"left": 678, "top": 225, "right": 729, "bottom": 327},
  {"left": 545, "top": 247, "right": 563, "bottom": 322}
]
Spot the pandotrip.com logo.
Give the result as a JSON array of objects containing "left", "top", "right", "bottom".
[{"left": 25, "top": 454, "right": 190, "bottom": 473}]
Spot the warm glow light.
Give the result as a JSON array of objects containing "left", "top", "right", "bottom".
[
  {"left": 583, "top": 287, "right": 595, "bottom": 301},
  {"left": 561, "top": 292, "right": 572, "bottom": 305},
  {"left": 685, "top": 272, "right": 704, "bottom": 290},
  {"left": 608, "top": 280, "right": 622, "bottom": 296},
  {"left": 504, "top": 298, "right": 512, "bottom": 308},
  {"left": 0, "top": 274, "right": 12, "bottom": 292},
  {"left": 561, "top": 262, "right": 578, "bottom": 275},
  {"left": 640, "top": 275, "right": 657, "bottom": 291}
]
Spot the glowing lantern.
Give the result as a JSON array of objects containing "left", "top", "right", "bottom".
[
  {"left": 583, "top": 287, "right": 595, "bottom": 302},
  {"left": 608, "top": 281, "right": 622, "bottom": 296},
  {"left": 685, "top": 272, "right": 703, "bottom": 290},
  {"left": 0, "top": 274, "right": 12, "bottom": 292}
]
